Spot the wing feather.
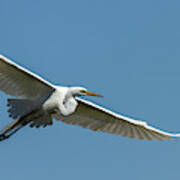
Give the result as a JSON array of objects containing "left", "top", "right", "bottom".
[
  {"left": 0, "top": 55, "right": 55, "bottom": 99},
  {"left": 55, "top": 97, "right": 180, "bottom": 141},
  {"left": 130, "top": 126, "right": 140, "bottom": 139}
]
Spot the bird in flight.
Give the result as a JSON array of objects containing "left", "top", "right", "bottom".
[{"left": 0, "top": 55, "right": 179, "bottom": 141}]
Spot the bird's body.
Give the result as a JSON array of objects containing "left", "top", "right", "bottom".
[
  {"left": 0, "top": 54, "right": 180, "bottom": 141},
  {"left": 42, "top": 86, "right": 79, "bottom": 116}
]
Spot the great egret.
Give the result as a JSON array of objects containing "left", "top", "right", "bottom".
[{"left": 0, "top": 55, "right": 179, "bottom": 141}]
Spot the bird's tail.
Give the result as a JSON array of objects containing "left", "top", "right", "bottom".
[
  {"left": 0, "top": 110, "right": 53, "bottom": 141},
  {"left": 7, "top": 98, "right": 35, "bottom": 119},
  {"left": 0, "top": 99, "right": 53, "bottom": 141},
  {"left": 0, "top": 98, "right": 36, "bottom": 141}
]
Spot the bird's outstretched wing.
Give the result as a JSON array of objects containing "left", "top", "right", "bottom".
[
  {"left": 55, "top": 97, "right": 180, "bottom": 140},
  {"left": 0, "top": 55, "right": 55, "bottom": 99}
]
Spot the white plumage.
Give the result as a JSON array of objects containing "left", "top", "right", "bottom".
[{"left": 0, "top": 54, "right": 179, "bottom": 141}]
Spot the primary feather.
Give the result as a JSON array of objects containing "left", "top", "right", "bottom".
[
  {"left": 0, "top": 55, "right": 55, "bottom": 99},
  {"left": 55, "top": 98, "right": 180, "bottom": 141}
]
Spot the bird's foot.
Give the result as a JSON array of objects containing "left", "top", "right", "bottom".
[{"left": 0, "top": 134, "right": 10, "bottom": 141}]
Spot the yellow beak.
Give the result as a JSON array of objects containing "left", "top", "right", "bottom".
[{"left": 86, "top": 91, "right": 103, "bottom": 97}]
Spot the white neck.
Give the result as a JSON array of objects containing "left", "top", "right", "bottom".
[{"left": 60, "top": 92, "right": 78, "bottom": 116}]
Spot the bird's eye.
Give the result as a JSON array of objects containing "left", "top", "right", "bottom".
[{"left": 80, "top": 90, "right": 87, "bottom": 93}]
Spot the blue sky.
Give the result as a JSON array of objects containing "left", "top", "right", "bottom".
[{"left": 1, "top": 0, "right": 180, "bottom": 179}]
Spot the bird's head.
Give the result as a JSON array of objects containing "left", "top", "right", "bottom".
[{"left": 69, "top": 87, "right": 103, "bottom": 97}]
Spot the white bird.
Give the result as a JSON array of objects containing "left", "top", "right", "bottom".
[{"left": 0, "top": 55, "right": 179, "bottom": 141}]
